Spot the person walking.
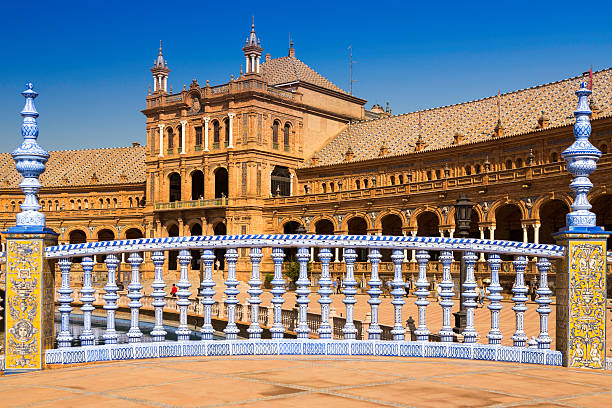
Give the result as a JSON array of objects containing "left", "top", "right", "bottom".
[
  {"left": 336, "top": 277, "right": 342, "bottom": 294},
  {"left": 170, "top": 283, "right": 178, "bottom": 297},
  {"left": 478, "top": 285, "right": 486, "bottom": 308},
  {"left": 436, "top": 283, "right": 442, "bottom": 302}
]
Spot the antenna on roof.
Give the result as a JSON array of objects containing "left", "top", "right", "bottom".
[{"left": 348, "top": 45, "right": 357, "bottom": 95}]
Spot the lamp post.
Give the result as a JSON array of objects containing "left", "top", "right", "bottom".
[{"left": 453, "top": 194, "right": 473, "bottom": 334}]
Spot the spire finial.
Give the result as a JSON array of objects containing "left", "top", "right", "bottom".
[
  {"left": 10, "top": 83, "right": 52, "bottom": 233},
  {"left": 159, "top": 40, "right": 163, "bottom": 55},
  {"left": 561, "top": 81, "right": 602, "bottom": 231},
  {"left": 252, "top": 15, "right": 255, "bottom": 30}
]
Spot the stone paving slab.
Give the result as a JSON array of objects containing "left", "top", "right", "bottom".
[{"left": 1, "top": 356, "right": 612, "bottom": 407}]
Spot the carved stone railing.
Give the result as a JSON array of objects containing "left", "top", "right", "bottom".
[{"left": 154, "top": 198, "right": 228, "bottom": 210}]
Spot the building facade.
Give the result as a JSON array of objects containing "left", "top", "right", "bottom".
[{"left": 1, "top": 24, "right": 611, "bottom": 287}]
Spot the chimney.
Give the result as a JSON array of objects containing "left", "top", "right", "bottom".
[
  {"left": 453, "top": 129, "right": 464, "bottom": 144},
  {"left": 311, "top": 151, "right": 319, "bottom": 166},
  {"left": 345, "top": 146, "right": 354, "bottom": 161},
  {"left": 379, "top": 141, "right": 388, "bottom": 156},
  {"left": 494, "top": 119, "right": 505, "bottom": 137},
  {"left": 537, "top": 111, "right": 550, "bottom": 129},
  {"left": 132, "top": 142, "right": 141, "bottom": 147},
  {"left": 415, "top": 137, "right": 425, "bottom": 152},
  {"left": 288, "top": 42, "right": 295, "bottom": 58},
  {"left": 265, "top": 53, "right": 271, "bottom": 62}
]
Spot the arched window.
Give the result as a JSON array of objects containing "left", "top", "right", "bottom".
[
  {"left": 195, "top": 126, "right": 202, "bottom": 146},
  {"left": 106, "top": 198, "right": 111, "bottom": 209},
  {"left": 84, "top": 199, "right": 89, "bottom": 209},
  {"left": 55, "top": 200, "right": 59, "bottom": 211},
  {"left": 113, "top": 198, "right": 118, "bottom": 208},
  {"left": 390, "top": 175, "right": 395, "bottom": 185},
  {"left": 177, "top": 126, "right": 182, "bottom": 150},
  {"left": 435, "top": 169, "right": 441, "bottom": 179},
  {"left": 364, "top": 178, "right": 368, "bottom": 188},
  {"left": 398, "top": 175, "right": 404, "bottom": 184},
  {"left": 223, "top": 118, "right": 229, "bottom": 147},
  {"left": 167, "top": 128, "right": 174, "bottom": 149},
  {"left": 77, "top": 199, "right": 81, "bottom": 210},
  {"left": 129, "top": 197, "right": 133, "bottom": 207},
  {"left": 213, "top": 120, "right": 220, "bottom": 147},
  {"left": 70, "top": 200, "right": 75, "bottom": 210},
  {"left": 356, "top": 179, "right": 361, "bottom": 189},
  {"left": 601, "top": 144, "right": 608, "bottom": 154},
  {"left": 11, "top": 201, "right": 15, "bottom": 212},
  {"left": 330, "top": 182, "right": 335, "bottom": 193},
  {"left": 40, "top": 200, "right": 45, "bottom": 210},
  {"left": 271, "top": 166, "right": 291, "bottom": 196},
  {"left": 426, "top": 170, "right": 432, "bottom": 180},
  {"left": 516, "top": 158, "right": 523, "bottom": 168},
  {"left": 99, "top": 198, "right": 103, "bottom": 208},
  {"left": 465, "top": 166, "right": 472, "bottom": 176},
  {"left": 169, "top": 172, "right": 181, "bottom": 202},
  {"left": 283, "top": 123, "right": 290, "bottom": 149},
  {"left": 214, "top": 167, "right": 229, "bottom": 198},
  {"left": 322, "top": 183, "right": 327, "bottom": 193},
  {"left": 475, "top": 164, "right": 482, "bottom": 174},
  {"left": 505, "top": 159, "right": 513, "bottom": 169},
  {"left": 272, "top": 120, "right": 280, "bottom": 147},
  {"left": 550, "top": 152, "right": 558, "bottom": 163}
]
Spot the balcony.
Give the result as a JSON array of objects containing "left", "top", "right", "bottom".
[{"left": 154, "top": 197, "right": 228, "bottom": 211}]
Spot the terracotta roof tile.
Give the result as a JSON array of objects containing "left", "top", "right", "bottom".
[
  {"left": 309, "top": 69, "right": 612, "bottom": 166},
  {"left": 0, "top": 146, "right": 145, "bottom": 189},
  {"left": 261, "top": 56, "right": 347, "bottom": 94}
]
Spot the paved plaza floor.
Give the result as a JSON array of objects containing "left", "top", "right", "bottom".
[{"left": 1, "top": 356, "right": 611, "bottom": 407}]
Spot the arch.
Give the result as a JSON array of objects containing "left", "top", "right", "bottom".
[
  {"left": 309, "top": 215, "right": 338, "bottom": 233},
  {"left": 487, "top": 199, "right": 528, "bottom": 223},
  {"left": 505, "top": 159, "right": 513, "bottom": 170},
  {"left": 380, "top": 213, "right": 404, "bottom": 262},
  {"left": 283, "top": 220, "right": 303, "bottom": 234},
  {"left": 550, "top": 152, "right": 559, "bottom": 163},
  {"left": 213, "top": 222, "right": 226, "bottom": 270},
  {"left": 516, "top": 157, "right": 523, "bottom": 168},
  {"left": 177, "top": 125, "right": 183, "bottom": 150},
  {"left": 539, "top": 200, "right": 569, "bottom": 245},
  {"left": 313, "top": 218, "right": 335, "bottom": 234},
  {"left": 271, "top": 166, "right": 291, "bottom": 197},
  {"left": 464, "top": 165, "right": 472, "bottom": 176},
  {"left": 69, "top": 229, "right": 87, "bottom": 263},
  {"left": 169, "top": 172, "right": 181, "bottom": 202},
  {"left": 283, "top": 122, "right": 291, "bottom": 148},
  {"left": 601, "top": 144, "right": 608, "bottom": 154},
  {"left": 494, "top": 204, "right": 522, "bottom": 241},
  {"left": 191, "top": 169, "right": 204, "bottom": 200},
  {"left": 531, "top": 193, "right": 572, "bottom": 220},
  {"left": 445, "top": 203, "right": 485, "bottom": 229},
  {"left": 96, "top": 228, "right": 116, "bottom": 263},
  {"left": 347, "top": 216, "right": 368, "bottom": 262},
  {"left": 342, "top": 213, "right": 372, "bottom": 232},
  {"left": 189, "top": 223, "right": 203, "bottom": 270},
  {"left": 416, "top": 211, "right": 440, "bottom": 237},
  {"left": 125, "top": 227, "right": 144, "bottom": 240},
  {"left": 214, "top": 167, "right": 228, "bottom": 198},
  {"left": 374, "top": 210, "right": 407, "bottom": 231},
  {"left": 592, "top": 194, "right": 612, "bottom": 248},
  {"left": 409, "top": 207, "right": 443, "bottom": 230},
  {"left": 223, "top": 118, "right": 230, "bottom": 147}
]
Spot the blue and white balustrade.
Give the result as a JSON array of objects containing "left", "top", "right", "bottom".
[{"left": 41, "top": 233, "right": 564, "bottom": 367}]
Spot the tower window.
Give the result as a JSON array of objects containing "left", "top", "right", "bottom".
[{"left": 195, "top": 126, "right": 202, "bottom": 146}]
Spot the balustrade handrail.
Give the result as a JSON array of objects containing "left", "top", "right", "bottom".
[{"left": 44, "top": 234, "right": 565, "bottom": 259}]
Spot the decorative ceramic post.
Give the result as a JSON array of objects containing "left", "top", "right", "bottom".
[
  {"left": 270, "top": 248, "right": 286, "bottom": 339},
  {"left": 126, "top": 253, "right": 143, "bottom": 343},
  {"left": 511, "top": 255, "right": 528, "bottom": 347},
  {"left": 390, "top": 249, "right": 406, "bottom": 341},
  {"left": 247, "top": 247, "right": 263, "bottom": 339},
  {"left": 150, "top": 251, "right": 167, "bottom": 342},
  {"left": 341, "top": 248, "right": 358, "bottom": 339},
  {"left": 414, "top": 250, "right": 430, "bottom": 341},
  {"left": 554, "top": 82, "right": 609, "bottom": 369},
  {"left": 103, "top": 254, "right": 120, "bottom": 344},
  {"left": 535, "top": 257, "right": 552, "bottom": 349},
  {"left": 438, "top": 250, "right": 454, "bottom": 342},
  {"left": 317, "top": 248, "right": 333, "bottom": 339},
  {"left": 3, "top": 83, "right": 58, "bottom": 373},
  {"left": 200, "top": 249, "right": 216, "bottom": 340},
  {"left": 486, "top": 254, "right": 503, "bottom": 344},
  {"left": 366, "top": 248, "right": 383, "bottom": 340},
  {"left": 79, "top": 257, "right": 95, "bottom": 346},
  {"left": 224, "top": 249, "right": 240, "bottom": 339},
  {"left": 56, "top": 258, "right": 73, "bottom": 348},
  {"left": 461, "top": 251, "right": 479, "bottom": 343},
  {"left": 295, "top": 247, "right": 311, "bottom": 338},
  {"left": 176, "top": 250, "right": 192, "bottom": 341}
]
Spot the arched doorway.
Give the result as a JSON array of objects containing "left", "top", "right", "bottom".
[
  {"left": 69, "top": 229, "right": 87, "bottom": 263},
  {"left": 494, "top": 204, "right": 522, "bottom": 241},
  {"left": 214, "top": 222, "right": 226, "bottom": 270},
  {"left": 314, "top": 219, "right": 335, "bottom": 261},
  {"left": 96, "top": 229, "right": 115, "bottom": 263},
  {"left": 167, "top": 224, "right": 179, "bottom": 270},
  {"left": 539, "top": 200, "right": 569, "bottom": 244},
  {"left": 283, "top": 221, "right": 302, "bottom": 260},
  {"left": 191, "top": 170, "right": 204, "bottom": 200},
  {"left": 347, "top": 216, "right": 368, "bottom": 262},
  {"left": 214, "top": 168, "right": 228, "bottom": 198},
  {"left": 417, "top": 211, "right": 440, "bottom": 260},
  {"left": 592, "top": 194, "right": 612, "bottom": 248},
  {"left": 169, "top": 173, "right": 181, "bottom": 202},
  {"left": 190, "top": 223, "right": 203, "bottom": 270},
  {"left": 271, "top": 166, "right": 291, "bottom": 197},
  {"left": 381, "top": 214, "right": 403, "bottom": 262}
]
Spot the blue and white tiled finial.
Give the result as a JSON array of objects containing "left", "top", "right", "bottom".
[
  {"left": 10, "top": 82, "right": 54, "bottom": 233},
  {"left": 561, "top": 81, "right": 603, "bottom": 232}
]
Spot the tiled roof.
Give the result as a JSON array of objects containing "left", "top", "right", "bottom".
[
  {"left": 309, "top": 69, "right": 612, "bottom": 167},
  {"left": 261, "top": 56, "right": 347, "bottom": 95},
  {"left": 0, "top": 146, "right": 145, "bottom": 189}
]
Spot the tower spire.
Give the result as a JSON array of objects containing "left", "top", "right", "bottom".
[
  {"left": 243, "top": 19, "right": 263, "bottom": 75},
  {"left": 151, "top": 41, "right": 170, "bottom": 93}
]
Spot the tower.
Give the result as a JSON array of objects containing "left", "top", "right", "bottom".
[
  {"left": 243, "top": 20, "right": 263, "bottom": 75},
  {"left": 151, "top": 41, "right": 170, "bottom": 93}
]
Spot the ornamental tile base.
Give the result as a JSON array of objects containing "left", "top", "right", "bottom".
[
  {"left": 555, "top": 233, "right": 608, "bottom": 369},
  {"left": 3, "top": 233, "right": 57, "bottom": 373}
]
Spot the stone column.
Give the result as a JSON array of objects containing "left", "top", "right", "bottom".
[
  {"left": 522, "top": 224, "right": 528, "bottom": 243},
  {"left": 203, "top": 117, "right": 210, "bottom": 152},
  {"left": 158, "top": 124, "right": 165, "bottom": 157},
  {"left": 410, "top": 230, "right": 417, "bottom": 262},
  {"left": 479, "top": 227, "right": 485, "bottom": 261},
  {"left": 227, "top": 113, "right": 235, "bottom": 148},
  {"left": 533, "top": 223, "right": 540, "bottom": 244}
]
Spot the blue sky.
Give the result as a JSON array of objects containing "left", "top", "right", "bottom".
[{"left": 1, "top": 0, "right": 611, "bottom": 153}]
